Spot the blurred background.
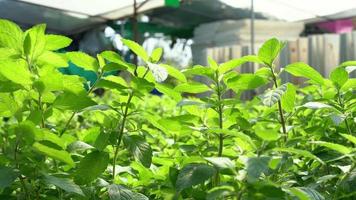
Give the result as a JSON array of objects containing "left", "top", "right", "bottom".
[{"left": 2, "top": 0, "right": 356, "bottom": 81}]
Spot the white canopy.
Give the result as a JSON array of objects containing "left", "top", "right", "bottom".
[
  {"left": 1, "top": 0, "right": 356, "bottom": 34},
  {"left": 221, "top": 0, "right": 356, "bottom": 22}
]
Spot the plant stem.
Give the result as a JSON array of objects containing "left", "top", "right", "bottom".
[
  {"left": 38, "top": 93, "right": 45, "bottom": 128},
  {"left": 112, "top": 92, "right": 134, "bottom": 179},
  {"left": 214, "top": 72, "right": 224, "bottom": 185},
  {"left": 336, "top": 90, "right": 353, "bottom": 135},
  {"left": 14, "top": 139, "right": 30, "bottom": 199},
  {"left": 59, "top": 72, "right": 103, "bottom": 136},
  {"left": 269, "top": 65, "right": 287, "bottom": 142}
]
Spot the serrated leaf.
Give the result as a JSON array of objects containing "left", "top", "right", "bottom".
[
  {"left": 246, "top": 156, "right": 270, "bottom": 183},
  {"left": 108, "top": 184, "right": 149, "bottom": 200},
  {"left": 312, "top": 141, "right": 352, "bottom": 155},
  {"left": 74, "top": 151, "right": 109, "bottom": 184},
  {"left": 207, "top": 186, "right": 234, "bottom": 200},
  {"left": 262, "top": 84, "right": 287, "bottom": 107},
  {"left": 37, "top": 51, "right": 68, "bottom": 67},
  {"left": 53, "top": 92, "right": 96, "bottom": 111},
  {"left": 341, "top": 78, "right": 356, "bottom": 91},
  {"left": 253, "top": 122, "right": 280, "bottom": 141},
  {"left": 219, "top": 55, "right": 262, "bottom": 74},
  {"left": 174, "top": 82, "right": 210, "bottom": 93},
  {"left": 24, "top": 24, "right": 46, "bottom": 61},
  {"left": 155, "top": 83, "right": 182, "bottom": 102},
  {"left": 161, "top": 64, "right": 187, "bottom": 82},
  {"left": 227, "top": 73, "right": 268, "bottom": 91},
  {"left": 204, "top": 157, "right": 235, "bottom": 169},
  {"left": 0, "top": 166, "right": 19, "bottom": 189},
  {"left": 33, "top": 142, "right": 75, "bottom": 167},
  {"left": 176, "top": 163, "right": 216, "bottom": 192},
  {"left": 45, "top": 34, "right": 72, "bottom": 51},
  {"left": 258, "top": 38, "right": 285, "bottom": 66},
  {"left": 289, "top": 187, "right": 325, "bottom": 200},
  {"left": 66, "top": 52, "right": 99, "bottom": 72},
  {"left": 150, "top": 47, "right": 163, "bottom": 63},
  {"left": 273, "top": 148, "right": 324, "bottom": 164},
  {"left": 0, "top": 60, "right": 32, "bottom": 86},
  {"left": 102, "top": 62, "right": 127, "bottom": 72},
  {"left": 281, "top": 83, "right": 296, "bottom": 112},
  {"left": 284, "top": 62, "right": 324, "bottom": 85},
  {"left": 330, "top": 67, "right": 348, "bottom": 88},
  {"left": 123, "top": 135, "right": 152, "bottom": 168},
  {"left": 43, "top": 174, "right": 84, "bottom": 196},
  {"left": 0, "top": 19, "right": 23, "bottom": 51},
  {"left": 122, "top": 39, "right": 149, "bottom": 62}
]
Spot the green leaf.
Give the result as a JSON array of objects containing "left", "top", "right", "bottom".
[
  {"left": 43, "top": 174, "right": 84, "bottom": 196},
  {"left": 150, "top": 47, "right": 163, "bottom": 63},
  {"left": 302, "top": 102, "right": 332, "bottom": 109},
  {"left": 289, "top": 187, "right": 325, "bottom": 200},
  {"left": 204, "top": 157, "right": 235, "bottom": 169},
  {"left": 281, "top": 83, "right": 296, "bottom": 112},
  {"left": 155, "top": 83, "right": 182, "bottom": 102},
  {"left": 312, "top": 141, "right": 352, "bottom": 155},
  {"left": 0, "top": 60, "right": 32, "bottom": 86},
  {"left": 253, "top": 122, "right": 280, "bottom": 141},
  {"left": 161, "top": 64, "right": 187, "bottom": 82},
  {"left": 227, "top": 73, "right": 268, "bottom": 91},
  {"left": 262, "top": 84, "right": 287, "bottom": 107},
  {"left": 97, "top": 75, "right": 128, "bottom": 91},
  {"left": 100, "top": 51, "right": 129, "bottom": 68},
  {"left": 284, "top": 62, "right": 324, "bottom": 85},
  {"left": 273, "top": 148, "right": 324, "bottom": 164},
  {"left": 258, "top": 38, "right": 285, "bottom": 66},
  {"left": 24, "top": 24, "right": 46, "bottom": 61},
  {"left": 246, "top": 156, "right": 270, "bottom": 182},
  {"left": 182, "top": 65, "right": 215, "bottom": 79},
  {"left": 0, "top": 19, "right": 23, "bottom": 51},
  {"left": 176, "top": 163, "right": 216, "bottom": 192},
  {"left": 219, "top": 55, "right": 262, "bottom": 74},
  {"left": 102, "top": 62, "right": 127, "bottom": 72},
  {"left": 0, "top": 47, "right": 20, "bottom": 61},
  {"left": 207, "top": 186, "right": 234, "bottom": 200},
  {"left": 45, "top": 34, "right": 72, "bottom": 51},
  {"left": 66, "top": 52, "right": 99, "bottom": 72},
  {"left": 33, "top": 142, "right": 75, "bottom": 167},
  {"left": 0, "top": 166, "right": 19, "bottom": 189},
  {"left": 340, "top": 133, "right": 356, "bottom": 145},
  {"left": 74, "top": 151, "right": 109, "bottom": 184},
  {"left": 53, "top": 92, "right": 97, "bottom": 111},
  {"left": 37, "top": 51, "right": 68, "bottom": 67},
  {"left": 121, "top": 39, "right": 149, "bottom": 62},
  {"left": 174, "top": 82, "right": 210, "bottom": 93},
  {"left": 208, "top": 57, "right": 218, "bottom": 70},
  {"left": 107, "top": 184, "right": 149, "bottom": 200},
  {"left": 339, "top": 60, "right": 356, "bottom": 68},
  {"left": 341, "top": 78, "right": 356, "bottom": 92},
  {"left": 123, "top": 135, "right": 152, "bottom": 168},
  {"left": 330, "top": 67, "right": 348, "bottom": 88}
]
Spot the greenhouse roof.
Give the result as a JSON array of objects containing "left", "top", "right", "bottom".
[{"left": 1, "top": 0, "right": 356, "bottom": 35}]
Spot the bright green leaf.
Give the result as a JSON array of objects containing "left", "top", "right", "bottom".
[
  {"left": 284, "top": 62, "right": 324, "bottom": 85},
  {"left": 74, "top": 151, "right": 109, "bottom": 184}
]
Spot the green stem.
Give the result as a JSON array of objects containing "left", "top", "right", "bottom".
[
  {"left": 112, "top": 92, "right": 134, "bottom": 179},
  {"left": 38, "top": 93, "right": 45, "bottom": 128},
  {"left": 336, "top": 90, "right": 353, "bottom": 135},
  {"left": 59, "top": 72, "right": 103, "bottom": 136},
  {"left": 269, "top": 65, "right": 287, "bottom": 142},
  {"left": 14, "top": 139, "right": 30, "bottom": 199}
]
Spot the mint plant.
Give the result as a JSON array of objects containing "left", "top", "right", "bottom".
[{"left": 0, "top": 19, "right": 355, "bottom": 200}]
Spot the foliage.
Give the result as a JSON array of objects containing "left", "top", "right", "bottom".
[{"left": 0, "top": 19, "right": 355, "bottom": 200}]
